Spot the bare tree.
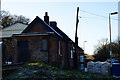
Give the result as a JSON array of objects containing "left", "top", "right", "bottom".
[
  {"left": 0, "top": 10, "right": 30, "bottom": 28},
  {"left": 93, "top": 39, "right": 108, "bottom": 61},
  {"left": 93, "top": 38, "right": 120, "bottom": 61}
]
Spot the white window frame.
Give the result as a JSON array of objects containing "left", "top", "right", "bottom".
[
  {"left": 71, "top": 49, "right": 73, "bottom": 59},
  {"left": 70, "top": 46, "right": 74, "bottom": 59}
]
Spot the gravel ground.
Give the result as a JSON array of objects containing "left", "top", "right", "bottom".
[{"left": 2, "top": 62, "right": 115, "bottom": 80}]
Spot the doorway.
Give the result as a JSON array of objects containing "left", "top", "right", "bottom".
[{"left": 17, "top": 41, "right": 29, "bottom": 62}]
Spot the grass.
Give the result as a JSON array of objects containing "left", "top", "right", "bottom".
[{"left": 2, "top": 62, "right": 114, "bottom": 80}]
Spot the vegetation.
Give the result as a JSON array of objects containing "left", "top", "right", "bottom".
[
  {"left": 3, "top": 62, "right": 113, "bottom": 80},
  {"left": 93, "top": 38, "right": 120, "bottom": 61},
  {"left": 0, "top": 10, "right": 30, "bottom": 29}
]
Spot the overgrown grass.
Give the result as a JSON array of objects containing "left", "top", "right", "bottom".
[{"left": 2, "top": 62, "right": 114, "bottom": 80}]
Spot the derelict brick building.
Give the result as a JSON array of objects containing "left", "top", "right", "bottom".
[{"left": 3, "top": 12, "right": 84, "bottom": 69}]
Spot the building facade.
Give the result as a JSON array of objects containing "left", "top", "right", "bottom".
[{"left": 2, "top": 12, "right": 84, "bottom": 69}]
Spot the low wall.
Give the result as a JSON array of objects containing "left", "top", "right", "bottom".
[{"left": 87, "top": 61, "right": 111, "bottom": 75}]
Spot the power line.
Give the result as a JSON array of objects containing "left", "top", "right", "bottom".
[{"left": 80, "top": 9, "right": 118, "bottom": 21}]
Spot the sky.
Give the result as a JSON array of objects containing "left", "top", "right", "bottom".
[{"left": 1, "top": 0, "right": 119, "bottom": 55}]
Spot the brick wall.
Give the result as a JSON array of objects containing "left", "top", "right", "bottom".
[
  {"left": 12, "top": 35, "right": 49, "bottom": 63},
  {"left": 49, "top": 36, "right": 58, "bottom": 67},
  {"left": 29, "top": 36, "right": 49, "bottom": 63},
  {"left": 26, "top": 22, "right": 50, "bottom": 33}
]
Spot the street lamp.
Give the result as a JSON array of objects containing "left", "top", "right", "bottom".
[
  {"left": 83, "top": 41, "right": 87, "bottom": 53},
  {"left": 109, "top": 12, "right": 118, "bottom": 67}
]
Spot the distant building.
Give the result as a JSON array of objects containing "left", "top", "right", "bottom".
[
  {"left": 1, "top": 23, "right": 27, "bottom": 38},
  {"left": 1, "top": 12, "right": 84, "bottom": 69}
]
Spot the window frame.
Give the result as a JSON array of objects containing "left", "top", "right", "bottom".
[
  {"left": 58, "top": 40, "right": 62, "bottom": 56},
  {"left": 41, "top": 39, "right": 48, "bottom": 51},
  {"left": 70, "top": 46, "right": 75, "bottom": 59}
]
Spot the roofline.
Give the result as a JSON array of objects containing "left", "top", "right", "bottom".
[
  {"left": 22, "top": 16, "right": 83, "bottom": 51},
  {"left": 22, "top": 16, "right": 63, "bottom": 38},
  {"left": 12, "top": 32, "right": 54, "bottom": 37}
]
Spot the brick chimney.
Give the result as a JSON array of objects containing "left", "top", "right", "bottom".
[
  {"left": 50, "top": 21, "right": 57, "bottom": 27},
  {"left": 44, "top": 12, "right": 49, "bottom": 24}
]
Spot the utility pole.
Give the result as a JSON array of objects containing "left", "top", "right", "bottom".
[{"left": 73, "top": 7, "right": 79, "bottom": 69}]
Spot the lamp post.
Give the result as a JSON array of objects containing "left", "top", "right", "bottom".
[
  {"left": 83, "top": 41, "right": 87, "bottom": 54},
  {"left": 109, "top": 12, "right": 118, "bottom": 67}
]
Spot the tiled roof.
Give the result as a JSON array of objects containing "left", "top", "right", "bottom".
[
  {"left": 22, "top": 16, "right": 70, "bottom": 41},
  {"left": 50, "top": 23, "right": 71, "bottom": 41},
  {"left": 0, "top": 23, "right": 27, "bottom": 38}
]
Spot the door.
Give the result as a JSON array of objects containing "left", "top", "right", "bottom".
[{"left": 17, "top": 41, "right": 29, "bottom": 62}]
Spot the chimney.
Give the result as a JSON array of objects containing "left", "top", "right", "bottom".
[
  {"left": 50, "top": 21, "right": 57, "bottom": 27},
  {"left": 44, "top": 12, "right": 49, "bottom": 24}
]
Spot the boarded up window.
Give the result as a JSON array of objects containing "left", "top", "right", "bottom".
[{"left": 41, "top": 39, "right": 48, "bottom": 51}]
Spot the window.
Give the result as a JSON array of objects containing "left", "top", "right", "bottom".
[
  {"left": 71, "top": 50, "right": 73, "bottom": 58},
  {"left": 70, "top": 46, "right": 74, "bottom": 59},
  {"left": 58, "top": 40, "right": 60, "bottom": 55},
  {"left": 71, "top": 49, "right": 73, "bottom": 59},
  {"left": 58, "top": 40, "right": 62, "bottom": 56},
  {"left": 41, "top": 39, "right": 48, "bottom": 51}
]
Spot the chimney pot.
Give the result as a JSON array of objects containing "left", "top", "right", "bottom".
[
  {"left": 44, "top": 12, "right": 49, "bottom": 24},
  {"left": 45, "top": 12, "right": 48, "bottom": 16}
]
